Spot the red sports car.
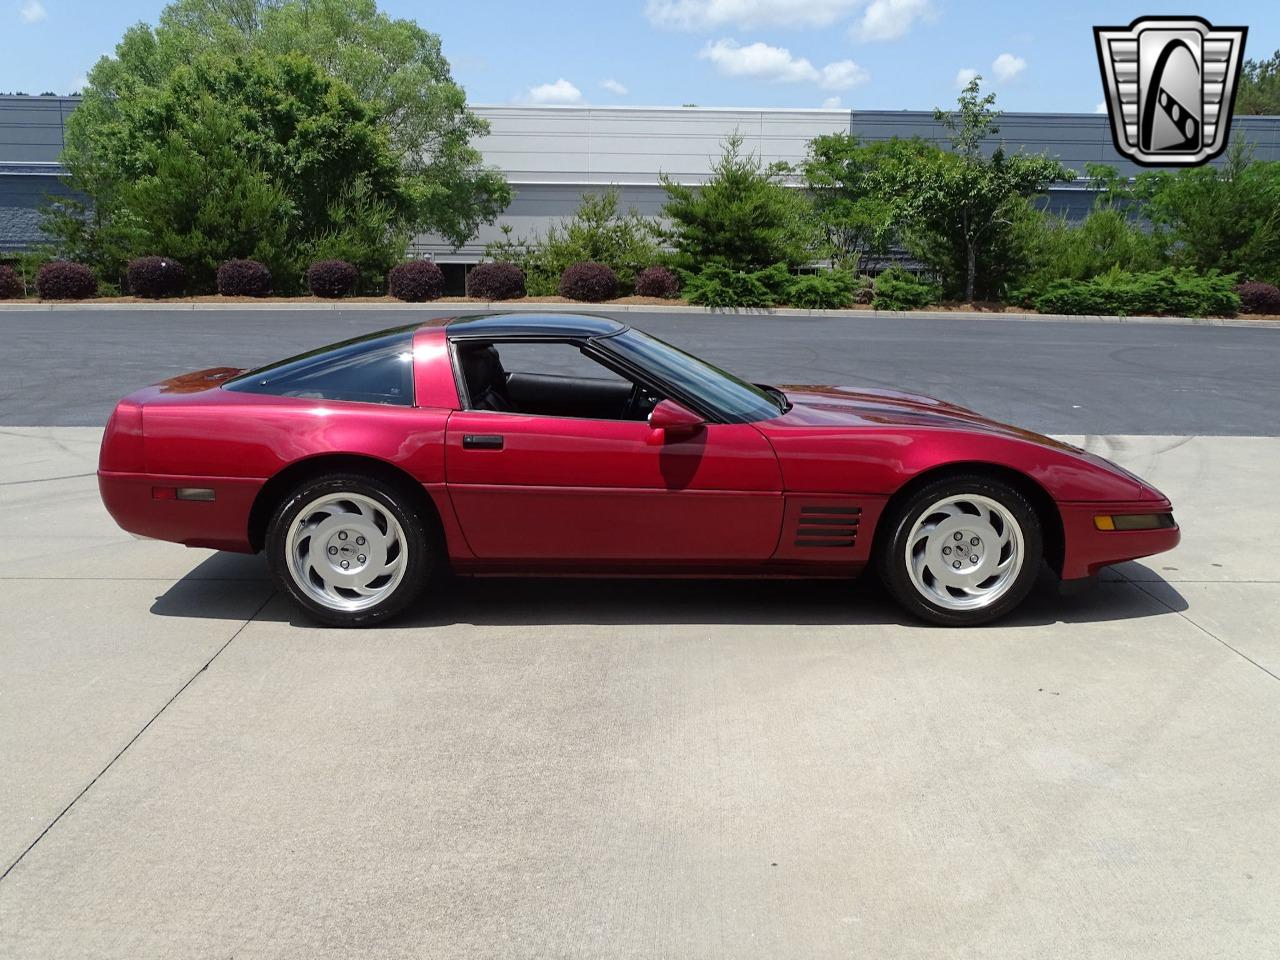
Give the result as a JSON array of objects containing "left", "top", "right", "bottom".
[{"left": 99, "top": 314, "right": 1179, "bottom": 627}]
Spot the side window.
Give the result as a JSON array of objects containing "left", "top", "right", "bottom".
[
  {"left": 225, "top": 329, "right": 415, "bottom": 406},
  {"left": 456, "top": 339, "right": 662, "bottom": 421},
  {"left": 496, "top": 342, "right": 629, "bottom": 384}
]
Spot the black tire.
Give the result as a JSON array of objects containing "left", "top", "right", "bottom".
[
  {"left": 265, "top": 472, "right": 436, "bottom": 627},
  {"left": 876, "top": 474, "right": 1043, "bottom": 627}
]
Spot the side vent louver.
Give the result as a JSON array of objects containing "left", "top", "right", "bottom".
[{"left": 794, "top": 505, "right": 860, "bottom": 548}]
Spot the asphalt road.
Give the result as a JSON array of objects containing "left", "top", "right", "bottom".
[{"left": 2, "top": 307, "right": 1279, "bottom": 434}]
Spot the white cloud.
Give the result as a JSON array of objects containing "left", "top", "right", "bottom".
[
  {"left": 700, "top": 39, "right": 819, "bottom": 83},
  {"left": 822, "top": 95, "right": 843, "bottom": 108},
  {"left": 69, "top": 73, "right": 88, "bottom": 93},
  {"left": 820, "top": 59, "right": 869, "bottom": 90},
  {"left": 647, "top": 0, "right": 862, "bottom": 30},
  {"left": 19, "top": 0, "right": 47, "bottom": 24},
  {"left": 1095, "top": 100, "right": 1108, "bottom": 113},
  {"left": 854, "top": 0, "right": 933, "bottom": 41},
  {"left": 700, "top": 39, "right": 867, "bottom": 89},
  {"left": 525, "top": 78, "right": 583, "bottom": 104},
  {"left": 992, "top": 52, "right": 1026, "bottom": 82},
  {"left": 600, "top": 78, "right": 629, "bottom": 96},
  {"left": 954, "top": 67, "right": 978, "bottom": 89}
]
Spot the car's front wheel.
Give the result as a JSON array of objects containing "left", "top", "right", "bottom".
[
  {"left": 266, "top": 473, "right": 434, "bottom": 627},
  {"left": 877, "top": 475, "right": 1042, "bottom": 627}
]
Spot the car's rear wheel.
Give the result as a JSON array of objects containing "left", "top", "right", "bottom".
[
  {"left": 877, "top": 475, "right": 1042, "bottom": 627},
  {"left": 266, "top": 473, "right": 434, "bottom": 627}
]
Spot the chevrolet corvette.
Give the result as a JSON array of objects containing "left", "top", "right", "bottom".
[{"left": 98, "top": 314, "right": 1179, "bottom": 627}]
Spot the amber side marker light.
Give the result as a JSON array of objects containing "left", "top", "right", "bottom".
[
  {"left": 1094, "top": 513, "right": 1175, "bottom": 532},
  {"left": 152, "top": 487, "right": 216, "bottom": 502}
]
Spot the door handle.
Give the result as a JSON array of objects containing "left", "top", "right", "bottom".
[{"left": 463, "top": 434, "right": 504, "bottom": 450}]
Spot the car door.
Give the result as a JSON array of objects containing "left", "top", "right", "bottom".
[{"left": 443, "top": 340, "right": 783, "bottom": 562}]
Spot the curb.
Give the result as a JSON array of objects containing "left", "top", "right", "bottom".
[{"left": 0, "top": 299, "right": 1274, "bottom": 329}]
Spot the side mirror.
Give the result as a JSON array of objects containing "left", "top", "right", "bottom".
[{"left": 648, "top": 399, "right": 705, "bottom": 438}]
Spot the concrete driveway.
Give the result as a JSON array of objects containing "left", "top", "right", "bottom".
[{"left": 1, "top": 427, "right": 1277, "bottom": 959}]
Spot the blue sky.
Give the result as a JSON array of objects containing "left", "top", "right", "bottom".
[{"left": 1, "top": 0, "right": 1276, "bottom": 113}]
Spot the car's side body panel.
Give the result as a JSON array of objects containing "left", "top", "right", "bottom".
[
  {"left": 444, "top": 412, "right": 784, "bottom": 562},
  {"left": 99, "top": 357, "right": 455, "bottom": 552}
]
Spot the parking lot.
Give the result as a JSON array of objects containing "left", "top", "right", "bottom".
[{"left": 2, "top": 309, "right": 1279, "bottom": 958}]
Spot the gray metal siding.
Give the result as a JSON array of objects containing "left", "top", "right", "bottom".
[{"left": 0, "top": 96, "right": 73, "bottom": 164}]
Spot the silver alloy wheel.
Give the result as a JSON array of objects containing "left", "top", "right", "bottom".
[
  {"left": 285, "top": 492, "right": 408, "bottom": 612},
  {"left": 905, "top": 493, "right": 1025, "bottom": 611}
]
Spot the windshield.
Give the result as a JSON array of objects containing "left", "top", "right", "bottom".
[{"left": 604, "top": 329, "right": 783, "bottom": 423}]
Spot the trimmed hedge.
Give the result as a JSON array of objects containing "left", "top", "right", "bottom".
[
  {"left": 36, "top": 261, "right": 97, "bottom": 300},
  {"left": 127, "top": 256, "right": 186, "bottom": 299},
  {"left": 786, "top": 270, "right": 857, "bottom": 309},
  {"left": 1030, "top": 268, "right": 1239, "bottom": 317},
  {"left": 1236, "top": 281, "right": 1280, "bottom": 315},
  {"left": 307, "top": 259, "right": 358, "bottom": 299},
  {"left": 559, "top": 261, "right": 619, "bottom": 302},
  {"left": 872, "top": 268, "right": 938, "bottom": 311},
  {"left": 466, "top": 261, "right": 526, "bottom": 300},
  {"left": 0, "top": 265, "right": 22, "bottom": 300},
  {"left": 388, "top": 260, "right": 445, "bottom": 302},
  {"left": 217, "top": 259, "right": 273, "bottom": 297},
  {"left": 634, "top": 265, "right": 681, "bottom": 299}
]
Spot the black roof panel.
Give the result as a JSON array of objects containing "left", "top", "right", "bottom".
[{"left": 444, "top": 313, "right": 627, "bottom": 339}]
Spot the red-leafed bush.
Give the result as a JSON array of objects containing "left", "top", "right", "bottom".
[
  {"left": 307, "top": 259, "right": 358, "bottom": 299},
  {"left": 36, "top": 261, "right": 97, "bottom": 300},
  {"left": 466, "top": 261, "right": 526, "bottom": 300},
  {"left": 127, "top": 256, "right": 187, "bottom": 299},
  {"left": 388, "top": 260, "right": 445, "bottom": 302},
  {"left": 0, "top": 265, "right": 22, "bottom": 300},
  {"left": 1236, "top": 281, "right": 1280, "bottom": 315},
  {"left": 634, "top": 265, "right": 680, "bottom": 299},
  {"left": 217, "top": 259, "right": 273, "bottom": 298},
  {"left": 559, "top": 261, "right": 619, "bottom": 302}
]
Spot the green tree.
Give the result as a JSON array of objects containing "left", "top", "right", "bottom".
[
  {"left": 660, "top": 133, "right": 814, "bottom": 273},
  {"left": 1235, "top": 49, "right": 1280, "bottom": 116},
  {"left": 46, "top": 52, "right": 412, "bottom": 292},
  {"left": 896, "top": 78, "right": 1070, "bottom": 300},
  {"left": 1132, "top": 140, "right": 1280, "bottom": 284},
  {"left": 67, "top": 0, "right": 509, "bottom": 248},
  {"left": 801, "top": 135, "right": 929, "bottom": 269},
  {"left": 1015, "top": 164, "right": 1162, "bottom": 287},
  {"left": 484, "top": 188, "right": 664, "bottom": 295}
]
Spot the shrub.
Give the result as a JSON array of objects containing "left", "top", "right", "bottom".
[
  {"left": 1236, "top": 281, "right": 1280, "bottom": 315},
  {"left": 634, "top": 265, "right": 681, "bottom": 299},
  {"left": 307, "top": 259, "right": 358, "bottom": 299},
  {"left": 466, "top": 261, "right": 526, "bottom": 300},
  {"left": 680, "top": 263, "right": 791, "bottom": 308},
  {"left": 388, "top": 260, "right": 445, "bottom": 302},
  {"left": 0, "top": 265, "right": 22, "bottom": 300},
  {"left": 127, "top": 256, "right": 187, "bottom": 298},
  {"left": 1030, "top": 268, "right": 1240, "bottom": 317},
  {"left": 559, "top": 261, "right": 619, "bottom": 302},
  {"left": 872, "top": 268, "right": 939, "bottom": 311},
  {"left": 217, "top": 259, "right": 273, "bottom": 297},
  {"left": 662, "top": 133, "right": 816, "bottom": 272},
  {"left": 786, "top": 270, "right": 858, "bottom": 309},
  {"left": 854, "top": 275, "right": 874, "bottom": 304},
  {"left": 484, "top": 189, "right": 663, "bottom": 295},
  {"left": 36, "top": 261, "right": 97, "bottom": 300}
]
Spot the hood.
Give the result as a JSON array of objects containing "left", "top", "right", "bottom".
[
  {"left": 778, "top": 385, "right": 1067, "bottom": 442},
  {"left": 770, "top": 385, "right": 1158, "bottom": 501}
]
